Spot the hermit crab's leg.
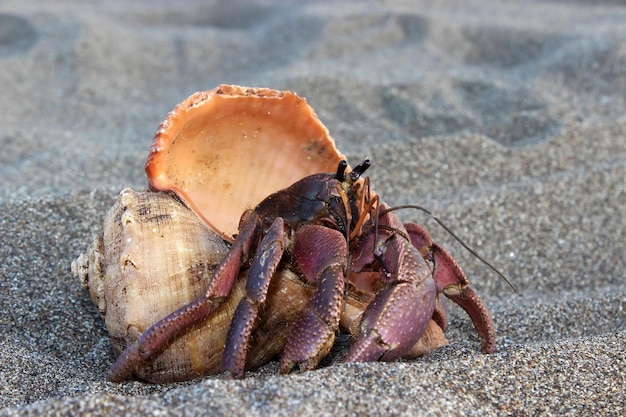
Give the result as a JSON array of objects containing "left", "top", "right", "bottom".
[
  {"left": 405, "top": 223, "right": 496, "bottom": 354},
  {"left": 107, "top": 211, "right": 261, "bottom": 382},
  {"left": 280, "top": 225, "right": 348, "bottom": 374},
  {"left": 344, "top": 206, "right": 437, "bottom": 362},
  {"left": 222, "top": 217, "right": 286, "bottom": 379}
]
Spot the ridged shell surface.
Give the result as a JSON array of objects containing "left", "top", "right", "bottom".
[
  {"left": 72, "top": 188, "right": 314, "bottom": 382},
  {"left": 146, "top": 84, "right": 347, "bottom": 241}
]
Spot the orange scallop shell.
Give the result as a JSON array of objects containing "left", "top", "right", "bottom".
[{"left": 146, "top": 85, "right": 346, "bottom": 241}]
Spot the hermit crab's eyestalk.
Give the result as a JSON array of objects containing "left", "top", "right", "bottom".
[
  {"left": 350, "top": 159, "right": 371, "bottom": 182},
  {"left": 336, "top": 160, "right": 349, "bottom": 181}
]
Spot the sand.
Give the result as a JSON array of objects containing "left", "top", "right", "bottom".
[{"left": 0, "top": 0, "right": 624, "bottom": 415}]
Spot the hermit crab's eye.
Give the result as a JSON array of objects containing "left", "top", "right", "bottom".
[
  {"left": 336, "top": 160, "right": 349, "bottom": 181},
  {"left": 349, "top": 158, "right": 371, "bottom": 182}
]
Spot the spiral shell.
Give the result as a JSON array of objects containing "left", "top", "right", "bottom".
[
  {"left": 73, "top": 189, "right": 318, "bottom": 382},
  {"left": 73, "top": 189, "right": 228, "bottom": 381},
  {"left": 73, "top": 86, "right": 349, "bottom": 382}
]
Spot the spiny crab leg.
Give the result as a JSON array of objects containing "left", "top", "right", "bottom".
[
  {"left": 222, "top": 217, "right": 286, "bottom": 379},
  {"left": 107, "top": 211, "right": 261, "bottom": 382},
  {"left": 405, "top": 222, "right": 496, "bottom": 354},
  {"left": 280, "top": 225, "right": 348, "bottom": 374}
]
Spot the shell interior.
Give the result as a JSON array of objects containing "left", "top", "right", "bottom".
[{"left": 146, "top": 85, "right": 347, "bottom": 241}]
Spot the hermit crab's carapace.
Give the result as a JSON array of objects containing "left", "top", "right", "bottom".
[{"left": 146, "top": 85, "right": 347, "bottom": 241}]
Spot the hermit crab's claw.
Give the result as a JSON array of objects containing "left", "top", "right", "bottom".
[
  {"left": 344, "top": 205, "right": 438, "bottom": 362},
  {"left": 344, "top": 276, "right": 437, "bottom": 362},
  {"left": 405, "top": 223, "right": 496, "bottom": 354}
]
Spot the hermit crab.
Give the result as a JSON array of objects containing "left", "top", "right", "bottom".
[{"left": 72, "top": 85, "right": 497, "bottom": 383}]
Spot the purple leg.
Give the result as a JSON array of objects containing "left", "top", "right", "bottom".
[
  {"left": 279, "top": 225, "right": 348, "bottom": 373},
  {"left": 222, "top": 217, "right": 286, "bottom": 379},
  {"left": 405, "top": 222, "right": 496, "bottom": 354},
  {"left": 431, "top": 242, "right": 496, "bottom": 353},
  {"left": 107, "top": 211, "right": 261, "bottom": 382}
]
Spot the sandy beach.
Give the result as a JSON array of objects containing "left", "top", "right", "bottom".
[{"left": 0, "top": 1, "right": 624, "bottom": 415}]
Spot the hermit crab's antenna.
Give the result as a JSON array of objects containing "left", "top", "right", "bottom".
[{"left": 380, "top": 204, "right": 518, "bottom": 293}]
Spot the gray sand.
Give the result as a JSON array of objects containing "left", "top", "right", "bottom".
[{"left": 0, "top": 0, "right": 624, "bottom": 415}]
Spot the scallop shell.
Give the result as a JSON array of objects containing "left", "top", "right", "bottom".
[
  {"left": 72, "top": 188, "right": 314, "bottom": 382},
  {"left": 146, "top": 84, "right": 346, "bottom": 241}
]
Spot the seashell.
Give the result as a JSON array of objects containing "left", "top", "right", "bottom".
[
  {"left": 72, "top": 188, "right": 316, "bottom": 382},
  {"left": 72, "top": 86, "right": 360, "bottom": 382},
  {"left": 73, "top": 188, "right": 228, "bottom": 381},
  {"left": 146, "top": 84, "right": 347, "bottom": 241}
]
